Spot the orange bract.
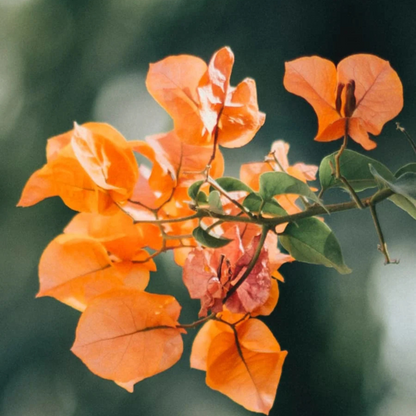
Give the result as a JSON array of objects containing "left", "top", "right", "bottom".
[
  {"left": 65, "top": 211, "right": 163, "bottom": 259},
  {"left": 146, "top": 47, "right": 265, "bottom": 147},
  {"left": 283, "top": 54, "right": 403, "bottom": 150},
  {"left": 38, "top": 234, "right": 153, "bottom": 311},
  {"left": 72, "top": 289, "right": 183, "bottom": 391},
  {"left": 183, "top": 227, "right": 271, "bottom": 317},
  {"left": 71, "top": 123, "right": 138, "bottom": 203},
  {"left": 191, "top": 316, "right": 287, "bottom": 414},
  {"left": 18, "top": 122, "right": 138, "bottom": 213}
]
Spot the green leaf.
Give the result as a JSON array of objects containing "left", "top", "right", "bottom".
[
  {"left": 196, "top": 191, "right": 208, "bottom": 205},
  {"left": 208, "top": 190, "right": 224, "bottom": 214},
  {"left": 192, "top": 226, "right": 233, "bottom": 248},
  {"left": 389, "top": 194, "right": 416, "bottom": 219},
  {"left": 319, "top": 149, "right": 394, "bottom": 192},
  {"left": 243, "top": 193, "right": 287, "bottom": 216},
  {"left": 279, "top": 218, "right": 351, "bottom": 274},
  {"left": 389, "top": 173, "right": 416, "bottom": 203},
  {"left": 370, "top": 165, "right": 416, "bottom": 204},
  {"left": 394, "top": 163, "right": 416, "bottom": 178},
  {"left": 210, "top": 177, "right": 253, "bottom": 193},
  {"left": 259, "top": 171, "right": 324, "bottom": 207},
  {"left": 370, "top": 164, "right": 416, "bottom": 219},
  {"left": 188, "top": 180, "right": 204, "bottom": 200}
]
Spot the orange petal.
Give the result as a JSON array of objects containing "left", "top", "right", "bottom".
[
  {"left": 218, "top": 78, "right": 266, "bottom": 148},
  {"left": 240, "top": 161, "right": 272, "bottom": 191},
  {"left": 348, "top": 117, "right": 377, "bottom": 150},
  {"left": 190, "top": 320, "right": 232, "bottom": 371},
  {"left": 17, "top": 164, "right": 58, "bottom": 207},
  {"left": 19, "top": 144, "right": 116, "bottom": 214},
  {"left": 38, "top": 234, "right": 122, "bottom": 311},
  {"left": 64, "top": 211, "right": 161, "bottom": 260},
  {"left": 315, "top": 118, "right": 346, "bottom": 142},
  {"left": 71, "top": 123, "right": 138, "bottom": 202},
  {"left": 46, "top": 130, "right": 72, "bottom": 162},
  {"left": 146, "top": 55, "right": 207, "bottom": 144},
  {"left": 284, "top": 56, "right": 340, "bottom": 139},
  {"left": 112, "top": 261, "right": 150, "bottom": 290},
  {"left": 145, "top": 130, "right": 224, "bottom": 182},
  {"left": 198, "top": 47, "right": 235, "bottom": 134},
  {"left": 251, "top": 278, "right": 279, "bottom": 317},
  {"left": 270, "top": 140, "right": 290, "bottom": 170},
  {"left": 71, "top": 289, "right": 183, "bottom": 390},
  {"left": 337, "top": 54, "right": 403, "bottom": 135},
  {"left": 206, "top": 319, "right": 287, "bottom": 414}
]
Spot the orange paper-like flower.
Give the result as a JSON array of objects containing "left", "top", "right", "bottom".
[
  {"left": 283, "top": 54, "right": 403, "bottom": 150},
  {"left": 146, "top": 47, "right": 265, "bottom": 148}
]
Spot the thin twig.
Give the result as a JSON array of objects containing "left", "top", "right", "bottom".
[
  {"left": 333, "top": 118, "right": 364, "bottom": 209},
  {"left": 206, "top": 109, "right": 223, "bottom": 169},
  {"left": 335, "top": 119, "right": 349, "bottom": 179},
  {"left": 339, "top": 177, "right": 365, "bottom": 209},
  {"left": 178, "top": 312, "right": 216, "bottom": 329},
  {"left": 132, "top": 244, "right": 196, "bottom": 264},
  {"left": 207, "top": 177, "right": 254, "bottom": 218},
  {"left": 369, "top": 204, "right": 398, "bottom": 265},
  {"left": 130, "top": 187, "right": 393, "bottom": 228},
  {"left": 133, "top": 213, "right": 200, "bottom": 225},
  {"left": 396, "top": 122, "right": 416, "bottom": 156}
]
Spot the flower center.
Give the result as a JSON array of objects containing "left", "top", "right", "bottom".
[{"left": 336, "top": 79, "right": 356, "bottom": 118}]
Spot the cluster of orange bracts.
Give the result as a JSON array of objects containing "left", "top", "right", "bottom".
[{"left": 17, "top": 47, "right": 403, "bottom": 414}]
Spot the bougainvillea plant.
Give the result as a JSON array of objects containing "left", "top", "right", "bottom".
[{"left": 18, "top": 46, "right": 416, "bottom": 414}]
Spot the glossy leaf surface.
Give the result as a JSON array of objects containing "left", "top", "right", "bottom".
[
  {"left": 279, "top": 218, "right": 351, "bottom": 274},
  {"left": 319, "top": 149, "right": 394, "bottom": 192},
  {"left": 259, "top": 171, "right": 322, "bottom": 206}
]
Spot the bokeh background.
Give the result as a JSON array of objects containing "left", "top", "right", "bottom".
[{"left": 2, "top": 0, "right": 416, "bottom": 415}]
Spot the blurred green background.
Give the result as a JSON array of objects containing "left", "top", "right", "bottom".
[{"left": 2, "top": 0, "right": 416, "bottom": 415}]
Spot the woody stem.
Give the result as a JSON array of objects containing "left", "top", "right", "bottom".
[
  {"left": 206, "top": 106, "right": 224, "bottom": 173},
  {"left": 335, "top": 118, "right": 349, "bottom": 179},
  {"left": 369, "top": 203, "right": 397, "bottom": 265},
  {"left": 207, "top": 176, "right": 254, "bottom": 218},
  {"left": 131, "top": 188, "right": 394, "bottom": 227},
  {"left": 177, "top": 312, "right": 217, "bottom": 329},
  {"left": 335, "top": 118, "right": 364, "bottom": 209}
]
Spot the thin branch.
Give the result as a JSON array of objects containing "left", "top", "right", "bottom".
[
  {"left": 207, "top": 176, "right": 254, "bottom": 218},
  {"left": 132, "top": 244, "right": 196, "bottom": 264},
  {"left": 162, "top": 233, "right": 194, "bottom": 240},
  {"left": 133, "top": 213, "right": 200, "bottom": 225},
  {"left": 198, "top": 187, "right": 393, "bottom": 226},
  {"left": 206, "top": 219, "right": 225, "bottom": 232},
  {"left": 130, "top": 188, "right": 394, "bottom": 229},
  {"left": 396, "top": 122, "right": 416, "bottom": 156},
  {"left": 127, "top": 199, "right": 157, "bottom": 213},
  {"left": 369, "top": 204, "right": 398, "bottom": 265},
  {"left": 335, "top": 119, "right": 349, "bottom": 179},
  {"left": 206, "top": 106, "right": 223, "bottom": 171},
  {"left": 333, "top": 118, "right": 364, "bottom": 209},
  {"left": 177, "top": 312, "right": 216, "bottom": 329},
  {"left": 339, "top": 176, "right": 365, "bottom": 209}
]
